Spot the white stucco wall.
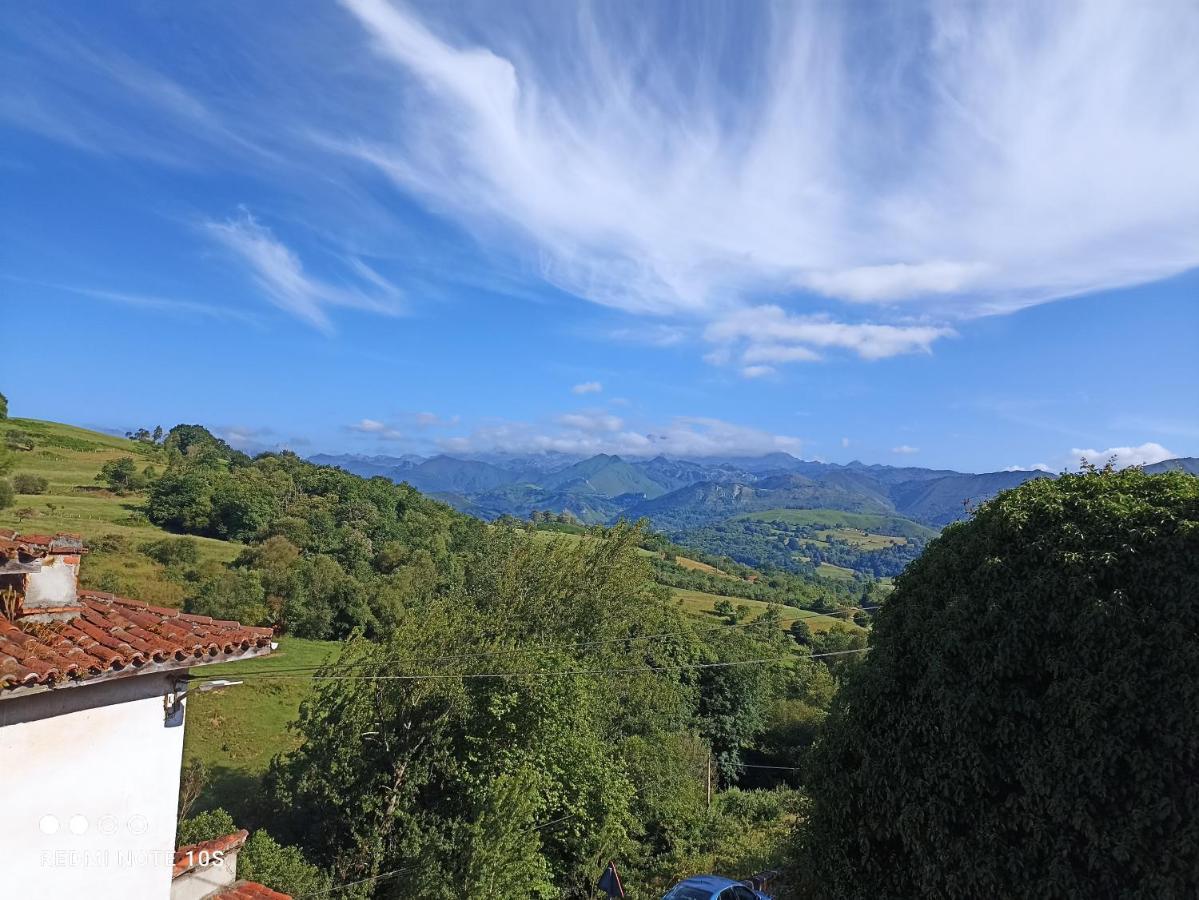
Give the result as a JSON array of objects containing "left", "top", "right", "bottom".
[{"left": 0, "top": 673, "right": 187, "bottom": 900}]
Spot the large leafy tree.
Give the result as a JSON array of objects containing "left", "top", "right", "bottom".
[
  {"left": 266, "top": 523, "right": 783, "bottom": 896},
  {"left": 796, "top": 467, "right": 1199, "bottom": 898}
]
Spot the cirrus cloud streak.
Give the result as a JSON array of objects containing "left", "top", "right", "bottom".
[
  {"left": 335, "top": 0, "right": 1199, "bottom": 329},
  {"left": 441, "top": 414, "right": 802, "bottom": 459}
]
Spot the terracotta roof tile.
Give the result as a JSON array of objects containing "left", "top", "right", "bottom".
[
  {"left": 0, "top": 591, "right": 273, "bottom": 693},
  {"left": 173, "top": 829, "right": 249, "bottom": 878},
  {"left": 0, "top": 531, "right": 85, "bottom": 560},
  {"left": 208, "top": 881, "right": 292, "bottom": 900}
]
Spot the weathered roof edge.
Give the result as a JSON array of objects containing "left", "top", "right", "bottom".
[
  {"left": 0, "top": 642, "right": 273, "bottom": 700},
  {"left": 1, "top": 590, "right": 275, "bottom": 699}
]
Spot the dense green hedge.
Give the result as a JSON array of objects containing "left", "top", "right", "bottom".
[{"left": 796, "top": 467, "right": 1199, "bottom": 898}]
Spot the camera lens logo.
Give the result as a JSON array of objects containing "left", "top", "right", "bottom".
[
  {"left": 127, "top": 814, "right": 150, "bottom": 836},
  {"left": 39, "top": 815, "right": 59, "bottom": 835}
]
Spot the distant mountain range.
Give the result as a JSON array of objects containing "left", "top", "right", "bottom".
[{"left": 308, "top": 451, "right": 1199, "bottom": 532}]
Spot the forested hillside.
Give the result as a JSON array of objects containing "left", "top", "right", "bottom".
[
  {"left": 0, "top": 416, "right": 867, "bottom": 895},
  {"left": 681, "top": 510, "right": 939, "bottom": 578}
]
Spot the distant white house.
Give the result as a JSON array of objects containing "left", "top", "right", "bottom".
[{"left": 0, "top": 529, "right": 276, "bottom": 899}]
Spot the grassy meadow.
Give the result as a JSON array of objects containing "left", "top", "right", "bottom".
[
  {"left": 181, "top": 637, "right": 342, "bottom": 817},
  {"left": 0, "top": 418, "right": 241, "bottom": 605},
  {"left": 669, "top": 587, "right": 863, "bottom": 635},
  {"left": 738, "top": 507, "right": 937, "bottom": 538}
]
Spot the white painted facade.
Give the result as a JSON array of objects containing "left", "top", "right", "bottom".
[{"left": 0, "top": 673, "right": 188, "bottom": 900}]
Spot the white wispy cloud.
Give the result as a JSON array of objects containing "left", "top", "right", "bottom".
[
  {"left": 605, "top": 324, "right": 690, "bottom": 347},
  {"left": 1071, "top": 442, "right": 1176, "bottom": 468},
  {"left": 741, "top": 343, "right": 823, "bottom": 365},
  {"left": 803, "top": 262, "right": 991, "bottom": 303},
  {"left": 213, "top": 425, "right": 279, "bottom": 454},
  {"left": 205, "top": 211, "right": 403, "bottom": 331},
  {"left": 334, "top": 0, "right": 1199, "bottom": 329},
  {"left": 1004, "top": 463, "right": 1052, "bottom": 472},
  {"left": 740, "top": 365, "right": 776, "bottom": 379},
  {"left": 556, "top": 412, "right": 624, "bottom": 433},
  {"left": 705, "top": 306, "right": 954, "bottom": 368},
  {"left": 8, "top": 280, "right": 261, "bottom": 326},
  {"left": 414, "top": 411, "right": 460, "bottom": 427},
  {"left": 348, "top": 418, "right": 404, "bottom": 440},
  {"left": 892, "top": 445, "right": 920, "bottom": 455},
  {"left": 440, "top": 414, "right": 803, "bottom": 458},
  {"left": 571, "top": 381, "right": 603, "bottom": 395},
  {"left": 9, "top": 1, "right": 1198, "bottom": 372}
]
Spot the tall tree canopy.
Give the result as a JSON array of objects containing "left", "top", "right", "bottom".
[
  {"left": 265, "top": 523, "right": 799, "bottom": 896},
  {"left": 795, "top": 467, "right": 1199, "bottom": 898}
]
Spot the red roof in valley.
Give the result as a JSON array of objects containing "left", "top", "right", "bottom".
[{"left": 0, "top": 590, "right": 273, "bottom": 693}]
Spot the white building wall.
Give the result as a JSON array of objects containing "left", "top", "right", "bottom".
[{"left": 0, "top": 673, "right": 188, "bottom": 900}]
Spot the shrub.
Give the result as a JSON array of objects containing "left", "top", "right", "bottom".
[
  {"left": 177, "top": 808, "right": 237, "bottom": 845},
  {"left": 141, "top": 536, "right": 201, "bottom": 567},
  {"left": 788, "top": 618, "right": 812, "bottom": 646},
  {"left": 240, "top": 830, "right": 331, "bottom": 896},
  {"left": 90, "top": 533, "right": 132, "bottom": 554},
  {"left": 4, "top": 429, "right": 33, "bottom": 451},
  {"left": 795, "top": 468, "right": 1199, "bottom": 898},
  {"left": 185, "top": 569, "right": 268, "bottom": 626},
  {"left": 0, "top": 479, "right": 13, "bottom": 510},
  {"left": 12, "top": 473, "right": 49, "bottom": 494},
  {"left": 96, "top": 457, "right": 147, "bottom": 494}
]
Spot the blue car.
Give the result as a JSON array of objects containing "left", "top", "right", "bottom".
[{"left": 661, "top": 874, "right": 773, "bottom": 900}]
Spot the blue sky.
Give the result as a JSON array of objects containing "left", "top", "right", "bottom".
[{"left": 2, "top": 0, "right": 1196, "bottom": 472}]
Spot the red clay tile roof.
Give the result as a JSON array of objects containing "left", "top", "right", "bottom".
[
  {"left": 0, "top": 590, "right": 273, "bottom": 693},
  {"left": 174, "top": 829, "right": 250, "bottom": 878},
  {"left": 0, "top": 530, "right": 85, "bottom": 559},
  {"left": 209, "top": 882, "right": 292, "bottom": 899}
]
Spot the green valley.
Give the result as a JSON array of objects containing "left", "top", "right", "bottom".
[{"left": 679, "top": 507, "right": 938, "bottom": 579}]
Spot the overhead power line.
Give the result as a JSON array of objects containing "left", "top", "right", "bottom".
[
  {"left": 213, "top": 604, "right": 881, "bottom": 678},
  {"left": 296, "top": 863, "right": 420, "bottom": 898},
  {"left": 732, "top": 762, "right": 804, "bottom": 771},
  {"left": 216, "top": 648, "right": 870, "bottom": 683}
]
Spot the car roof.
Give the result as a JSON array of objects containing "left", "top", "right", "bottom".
[{"left": 678, "top": 874, "right": 741, "bottom": 890}]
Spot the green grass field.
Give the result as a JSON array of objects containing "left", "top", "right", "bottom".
[
  {"left": 670, "top": 587, "right": 860, "bottom": 634},
  {"left": 1, "top": 419, "right": 241, "bottom": 605},
  {"left": 738, "top": 507, "right": 938, "bottom": 540},
  {"left": 182, "top": 638, "right": 342, "bottom": 816},
  {"left": 815, "top": 562, "right": 858, "bottom": 580},
  {"left": 672, "top": 553, "right": 733, "bottom": 577},
  {"left": 807, "top": 528, "right": 906, "bottom": 549}
]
